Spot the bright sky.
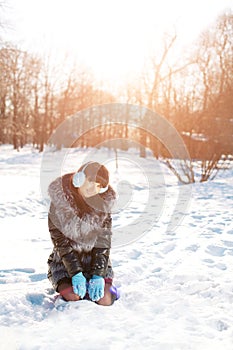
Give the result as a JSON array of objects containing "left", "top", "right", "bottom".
[{"left": 5, "top": 0, "right": 233, "bottom": 83}]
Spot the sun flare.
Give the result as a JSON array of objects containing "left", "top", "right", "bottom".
[
  {"left": 28, "top": 0, "right": 155, "bottom": 83},
  {"left": 9, "top": 0, "right": 176, "bottom": 83},
  {"left": 9, "top": 0, "right": 233, "bottom": 84}
]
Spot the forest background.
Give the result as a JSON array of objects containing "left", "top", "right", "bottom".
[{"left": 0, "top": 1, "right": 232, "bottom": 183}]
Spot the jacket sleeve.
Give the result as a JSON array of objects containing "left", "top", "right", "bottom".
[
  {"left": 49, "top": 225, "right": 83, "bottom": 278},
  {"left": 90, "top": 247, "right": 110, "bottom": 277},
  {"left": 90, "top": 213, "right": 112, "bottom": 277}
]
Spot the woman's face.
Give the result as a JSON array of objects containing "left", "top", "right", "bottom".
[{"left": 79, "top": 177, "right": 102, "bottom": 198}]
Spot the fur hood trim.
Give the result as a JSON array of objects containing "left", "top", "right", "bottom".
[{"left": 48, "top": 175, "right": 115, "bottom": 252}]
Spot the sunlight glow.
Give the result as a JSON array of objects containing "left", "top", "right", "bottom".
[{"left": 7, "top": 0, "right": 233, "bottom": 83}]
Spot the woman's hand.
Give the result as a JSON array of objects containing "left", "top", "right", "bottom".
[
  {"left": 88, "top": 275, "right": 105, "bottom": 301},
  {"left": 72, "top": 272, "right": 87, "bottom": 298}
]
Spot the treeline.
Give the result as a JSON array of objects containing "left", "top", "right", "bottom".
[{"left": 0, "top": 11, "right": 232, "bottom": 164}]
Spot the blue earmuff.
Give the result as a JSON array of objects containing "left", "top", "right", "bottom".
[
  {"left": 72, "top": 170, "right": 86, "bottom": 188},
  {"left": 99, "top": 186, "right": 108, "bottom": 194},
  {"left": 72, "top": 162, "right": 108, "bottom": 194}
]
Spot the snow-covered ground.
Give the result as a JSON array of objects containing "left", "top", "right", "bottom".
[{"left": 0, "top": 144, "right": 233, "bottom": 350}]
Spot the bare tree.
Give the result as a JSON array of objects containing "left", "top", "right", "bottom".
[{"left": 166, "top": 12, "right": 233, "bottom": 183}]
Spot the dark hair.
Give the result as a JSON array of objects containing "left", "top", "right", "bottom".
[{"left": 79, "top": 162, "right": 109, "bottom": 188}]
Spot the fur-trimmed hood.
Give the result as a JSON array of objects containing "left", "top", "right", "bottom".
[{"left": 48, "top": 173, "right": 116, "bottom": 252}]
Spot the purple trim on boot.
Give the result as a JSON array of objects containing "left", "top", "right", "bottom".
[{"left": 110, "top": 285, "right": 120, "bottom": 300}]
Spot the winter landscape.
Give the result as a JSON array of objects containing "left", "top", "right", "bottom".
[
  {"left": 0, "top": 0, "right": 232, "bottom": 348},
  {"left": 0, "top": 144, "right": 233, "bottom": 350}
]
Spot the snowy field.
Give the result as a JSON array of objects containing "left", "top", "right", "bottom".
[{"left": 0, "top": 144, "right": 233, "bottom": 350}]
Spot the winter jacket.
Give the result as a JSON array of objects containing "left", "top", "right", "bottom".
[{"left": 47, "top": 173, "right": 116, "bottom": 284}]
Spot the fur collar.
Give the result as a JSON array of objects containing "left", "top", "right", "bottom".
[{"left": 48, "top": 174, "right": 115, "bottom": 252}]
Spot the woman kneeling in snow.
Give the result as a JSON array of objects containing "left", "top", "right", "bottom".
[{"left": 47, "top": 161, "right": 119, "bottom": 305}]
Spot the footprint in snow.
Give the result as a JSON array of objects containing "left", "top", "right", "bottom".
[
  {"left": 161, "top": 243, "right": 176, "bottom": 254},
  {"left": 205, "top": 245, "right": 226, "bottom": 257},
  {"left": 0, "top": 268, "right": 47, "bottom": 284},
  {"left": 128, "top": 249, "right": 141, "bottom": 259},
  {"left": 185, "top": 244, "right": 199, "bottom": 252},
  {"left": 29, "top": 273, "right": 47, "bottom": 282}
]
